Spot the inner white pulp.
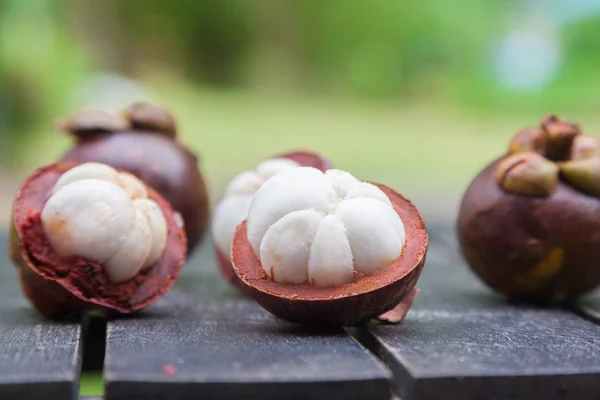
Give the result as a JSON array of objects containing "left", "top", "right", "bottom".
[
  {"left": 246, "top": 167, "right": 406, "bottom": 288},
  {"left": 40, "top": 162, "right": 168, "bottom": 283},
  {"left": 212, "top": 157, "right": 301, "bottom": 260}
]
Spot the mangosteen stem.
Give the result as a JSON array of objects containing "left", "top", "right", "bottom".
[
  {"left": 541, "top": 115, "right": 580, "bottom": 162},
  {"left": 495, "top": 152, "right": 559, "bottom": 197}
]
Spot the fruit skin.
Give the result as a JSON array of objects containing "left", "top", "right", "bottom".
[
  {"left": 457, "top": 115, "right": 600, "bottom": 303},
  {"left": 215, "top": 244, "right": 252, "bottom": 296},
  {"left": 57, "top": 104, "right": 209, "bottom": 255},
  {"left": 457, "top": 157, "right": 600, "bottom": 303},
  {"left": 10, "top": 163, "right": 187, "bottom": 318},
  {"left": 231, "top": 183, "right": 427, "bottom": 325},
  {"left": 276, "top": 150, "right": 333, "bottom": 172},
  {"left": 215, "top": 150, "right": 333, "bottom": 296}
]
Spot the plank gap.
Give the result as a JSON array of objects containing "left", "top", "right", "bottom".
[
  {"left": 348, "top": 326, "right": 412, "bottom": 399},
  {"left": 81, "top": 316, "right": 107, "bottom": 372}
]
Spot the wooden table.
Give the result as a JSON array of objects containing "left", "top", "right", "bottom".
[{"left": 1, "top": 223, "right": 599, "bottom": 400}]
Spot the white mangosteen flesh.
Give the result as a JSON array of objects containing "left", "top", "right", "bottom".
[
  {"left": 41, "top": 162, "right": 167, "bottom": 283},
  {"left": 211, "top": 157, "right": 301, "bottom": 260},
  {"left": 246, "top": 167, "right": 405, "bottom": 288}
]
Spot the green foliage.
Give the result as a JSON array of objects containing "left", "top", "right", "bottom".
[
  {"left": 0, "top": 0, "right": 92, "bottom": 165},
  {"left": 290, "top": 0, "right": 505, "bottom": 97},
  {"left": 455, "top": 14, "right": 600, "bottom": 114},
  {"left": 111, "top": 0, "right": 255, "bottom": 84},
  {"left": 3, "top": 0, "right": 600, "bottom": 166},
  {"left": 562, "top": 16, "right": 600, "bottom": 79},
  {"left": 97, "top": 0, "right": 508, "bottom": 97}
]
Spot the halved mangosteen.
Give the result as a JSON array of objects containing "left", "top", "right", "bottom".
[
  {"left": 10, "top": 162, "right": 187, "bottom": 318},
  {"left": 231, "top": 167, "right": 428, "bottom": 325}
]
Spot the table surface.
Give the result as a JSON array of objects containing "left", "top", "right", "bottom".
[{"left": 1, "top": 221, "right": 599, "bottom": 400}]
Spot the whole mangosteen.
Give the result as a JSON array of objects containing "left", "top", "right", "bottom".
[
  {"left": 56, "top": 102, "right": 209, "bottom": 254},
  {"left": 457, "top": 115, "right": 600, "bottom": 303}
]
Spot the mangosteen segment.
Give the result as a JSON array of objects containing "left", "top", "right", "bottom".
[
  {"left": 211, "top": 150, "right": 332, "bottom": 294},
  {"left": 212, "top": 157, "right": 301, "bottom": 264},
  {"left": 246, "top": 168, "right": 405, "bottom": 288},
  {"left": 41, "top": 162, "right": 168, "bottom": 283}
]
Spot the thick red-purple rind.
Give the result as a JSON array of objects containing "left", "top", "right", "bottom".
[
  {"left": 10, "top": 163, "right": 187, "bottom": 318},
  {"left": 276, "top": 150, "right": 333, "bottom": 172},
  {"left": 60, "top": 130, "right": 209, "bottom": 255},
  {"left": 215, "top": 245, "right": 253, "bottom": 296},
  {"left": 457, "top": 157, "right": 600, "bottom": 302},
  {"left": 216, "top": 150, "right": 333, "bottom": 295},
  {"left": 231, "top": 183, "right": 428, "bottom": 325}
]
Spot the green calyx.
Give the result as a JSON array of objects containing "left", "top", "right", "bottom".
[
  {"left": 123, "top": 102, "right": 177, "bottom": 139},
  {"left": 54, "top": 109, "right": 130, "bottom": 137},
  {"left": 501, "top": 114, "right": 600, "bottom": 198},
  {"left": 570, "top": 134, "right": 600, "bottom": 161},
  {"left": 508, "top": 126, "right": 545, "bottom": 155},
  {"left": 559, "top": 157, "right": 600, "bottom": 197},
  {"left": 495, "top": 152, "right": 559, "bottom": 197}
]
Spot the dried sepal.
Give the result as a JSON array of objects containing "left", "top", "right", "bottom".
[
  {"left": 508, "top": 126, "right": 545, "bottom": 155},
  {"left": 495, "top": 152, "right": 559, "bottom": 197},
  {"left": 570, "top": 134, "right": 600, "bottom": 161},
  {"left": 122, "top": 102, "right": 177, "bottom": 139},
  {"left": 54, "top": 109, "right": 130, "bottom": 138}
]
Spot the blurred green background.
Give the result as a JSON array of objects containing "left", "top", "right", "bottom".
[
  {"left": 3, "top": 0, "right": 600, "bottom": 215},
  {"left": 2, "top": 0, "right": 600, "bottom": 395}
]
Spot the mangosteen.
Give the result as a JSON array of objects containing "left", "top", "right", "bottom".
[
  {"left": 211, "top": 150, "right": 332, "bottom": 295},
  {"left": 457, "top": 115, "right": 600, "bottom": 302},
  {"left": 10, "top": 162, "right": 187, "bottom": 318},
  {"left": 56, "top": 102, "right": 209, "bottom": 254},
  {"left": 231, "top": 167, "right": 428, "bottom": 325}
]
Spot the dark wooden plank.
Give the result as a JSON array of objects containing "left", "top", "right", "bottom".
[
  {"left": 359, "top": 227, "right": 600, "bottom": 400},
  {"left": 0, "top": 235, "right": 83, "bottom": 400},
  {"left": 423, "top": 221, "right": 458, "bottom": 252},
  {"left": 426, "top": 222, "right": 600, "bottom": 326},
  {"left": 104, "top": 238, "right": 392, "bottom": 400}
]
